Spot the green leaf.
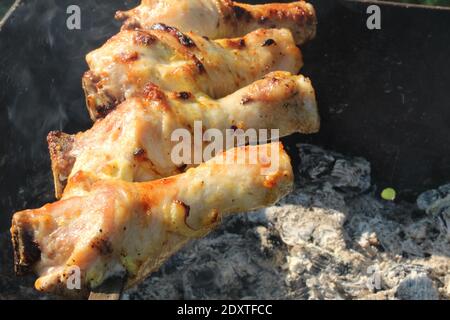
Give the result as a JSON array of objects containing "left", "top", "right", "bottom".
[{"left": 381, "top": 188, "right": 397, "bottom": 201}]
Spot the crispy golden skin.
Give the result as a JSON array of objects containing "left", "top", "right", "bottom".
[
  {"left": 116, "top": 0, "right": 317, "bottom": 45},
  {"left": 83, "top": 27, "right": 302, "bottom": 120},
  {"left": 11, "top": 143, "right": 293, "bottom": 298},
  {"left": 52, "top": 72, "right": 319, "bottom": 199}
]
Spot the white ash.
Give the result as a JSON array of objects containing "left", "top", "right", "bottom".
[{"left": 124, "top": 144, "right": 449, "bottom": 300}]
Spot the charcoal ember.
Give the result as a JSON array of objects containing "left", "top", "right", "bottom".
[
  {"left": 395, "top": 272, "right": 439, "bottom": 300},
  {"left": 417, "top": 184, "right": 450, "bottom": 210},
  {"left": 298, "top": 144, "right": 371, "bottom": 195},
  {"left": 417, "top": 184, "right": 450, "bottom": 239},
  {"left": 383, "top": 264, "right": 429, "bottom": 288},
  {"left": 298, "top": 144, "right": 336, "bottom": 181},
  {"left": 330, "top": 159, "right": 371, "bottom": 193},
  {"left": 267, "top": 198, "right": 347, "bottom": 251}
]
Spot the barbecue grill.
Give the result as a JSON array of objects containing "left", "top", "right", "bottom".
[{"left": 0, "top": 0, "right": 449, "bottom": 299}]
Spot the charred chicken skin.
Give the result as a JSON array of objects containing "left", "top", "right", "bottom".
[
  {"left": 12, "top": 143, "right": 293, "bottom": 298},
  {"left": 116, "top": 0, "right": 317, "bottom": 45},
  {"left": 53, "top": 71, "right": 319, "bottom": 199},
  {"left": 83, "top": 27, "right": 302, "bottom": 120}
]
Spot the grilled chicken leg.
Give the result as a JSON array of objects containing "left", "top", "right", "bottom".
[
  {"left": 83, "top": 27, "right": 302, "bottom": 120},
  {"left": 116, "top": 0, "right": 317, "bottom": 45},
  {"left": 50, "top": 71, "right": 319, "bottom": 199},
  {"left": 11, "top": 143, "right": 293, "bottom": 298}
]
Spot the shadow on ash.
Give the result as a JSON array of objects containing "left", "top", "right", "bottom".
[{"left": 1, "top": 145, "right": 449, "bottom": 300}]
